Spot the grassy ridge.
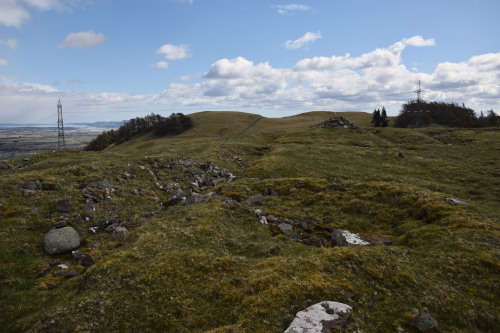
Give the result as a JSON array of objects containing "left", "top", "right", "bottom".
[{"left": 0, "top": 111, "right": 499, "bottom": 332}]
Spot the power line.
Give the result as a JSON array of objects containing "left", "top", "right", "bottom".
[{"left": 20, "top": 112, "right": 58, "bottom": 127}]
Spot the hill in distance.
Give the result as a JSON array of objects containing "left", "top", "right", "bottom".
[{"left": 0, "top": 111, "right": 499, "bottom": 332}]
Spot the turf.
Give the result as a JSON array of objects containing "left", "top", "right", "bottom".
[{"left": 0, "top": 111, "right": 498, "bottom": 332}]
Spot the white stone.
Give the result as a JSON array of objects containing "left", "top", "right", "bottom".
[
  {"left": 284, "top": 301, "right": 352, "bottom": 333},
  {"left": 342, "top": 230, "right": 369, "bottom": 245}
]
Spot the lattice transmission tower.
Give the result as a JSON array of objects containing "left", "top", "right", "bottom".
[
  {"left": 57, "top": 100, "right": 66, "bottom": 149},
  {"left": 411, "top": 80, "right": 427, "bottom": 128}
]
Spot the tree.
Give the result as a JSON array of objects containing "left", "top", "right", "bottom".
[
  {"left": 380, "top": 107, "right": 389, "bottom": 127},
  {"left": 486, "top": 110, "right": 500, "bottom": 126},
  {"left": 84, "top": 113, "right": 193, "bottom": 151},
  {"left": 371, "top": 108, "right": 381, "bottom": 127}
]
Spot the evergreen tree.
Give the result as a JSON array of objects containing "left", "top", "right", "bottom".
[
  {"left": 371, "top": 108, "right": 381, "bottom": 127},
  {"left": 380, "top": 107, "right": 389, "bottom": 127}
]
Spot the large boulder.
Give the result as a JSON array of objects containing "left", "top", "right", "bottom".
[
  {"left": 44, "top": 227, "right": 80, "bottom": 255},
  {"left": 284, "top": 301, "right": 352, "bottom": 333}
]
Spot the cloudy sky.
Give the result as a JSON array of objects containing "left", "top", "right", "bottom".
[{"left": 0, "top": 0, "right": 499, "bottom": 124}]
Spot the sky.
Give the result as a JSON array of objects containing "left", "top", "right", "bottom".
[{"left": 0, "top": 0, "right": 499, "bottom": 124}]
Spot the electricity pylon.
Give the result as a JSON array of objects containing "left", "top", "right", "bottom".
[{"left": 57, "top": 100, "right": 66, "bottom": 149}]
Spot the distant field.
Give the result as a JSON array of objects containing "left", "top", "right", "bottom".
[{"left": 0, "top": 127, "right": 106, "bottom": 159}]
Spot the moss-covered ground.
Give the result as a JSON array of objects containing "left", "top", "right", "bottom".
[{"left": 0, "top": 112, "right": 499, "bottom": 332}]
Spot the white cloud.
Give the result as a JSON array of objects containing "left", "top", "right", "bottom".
[
  {"left": 154, "top": 61, "right": 169, "bottom": 69},
  {"left": 58, "top": 31, "right": 106, "bottom": 48},
  {"left": 285, "top": 31, "right": 321, "bottom": 50},
  {"left": 403, "top": 36, "right": 436, "bottom": 47},
  {"left": 0, "top": 0, "right": 30, "bottom": 27},
  {"left": 273, "top": 4, "right": 311, "bottom": 15},
  {"left": 0, "top": 59, "right": 9, "bottom": 66},
  {"left": 294, "top": 35, "right": 434, "bottom": 71},
  {"left": 0, "top": 0, "right": 77, "bottom": 27},
  {"left": 0, "top": 39, "right": 18, "bottom": 49},
  {"left": 156, "top": 44, "right": 190, "bottom": 60},
  {"left": 1, "top": 37, "right": 499, "bottom": 123}
]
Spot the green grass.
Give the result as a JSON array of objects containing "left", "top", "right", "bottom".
[{"left": 0, "top": 111, "right": 499, "bottom": 332}]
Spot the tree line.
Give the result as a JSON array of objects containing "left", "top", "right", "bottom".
[
  {"left": 372, "top": 100, "right": 499, "bottom": 128},
  {"left": 84, "top": 113, "right": 193, "bottom": 151}
]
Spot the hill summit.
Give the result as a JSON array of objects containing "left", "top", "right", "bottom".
[{"left": 1, "top": 111, "right": 499, "bottom": 332}]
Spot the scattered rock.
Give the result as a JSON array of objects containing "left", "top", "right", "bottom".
[
  {"left": 327, "top": 177, "right": 342, "bottom": 184},
  {"left": 445, "top": 197, "right": 467, "bottom": 206},
  {"left": 23, "top": 189, "right": 37, "bottom": 197},
  {"left": 23, "top": 181, "right": 41, "bottom": 190},
  {"left": 94, "top": 215, "right": 119, "bottom": 231},
  {"left": 83, "top": 199, "right": 97, "bottom": 213},
  {"left": 64, "top": 269, "right": 78, "bottom": 279},
  {"left": 411, "top": 313, "right": 441, "bottom": 332},
  {"left": 278, "top": 223, "right": 293, "bottom": 235},
  {"left": 284, "top": 301, "right": 352, "bottom": 333},
  {"left": 55, "top": 198, "right": 73, "bottom": 212},
  {"left": 44, "top": 227, "right": 80, "bottom": 255},
  {"left": 49, "top": 259, "right": 61, "bottom": 267},
  {"left": 97, "top": 181, "right": 114, "bottom": 192},
  {"left": 301, "top": 236, "right": 327, "bottom": 247},
  {"left": 112, "top": 227, "right": 128, "bottom": 241},
  {"left": 72, "top": 250, "right": 95, "bottom": 267},
  {"left": 341, "top": 230, "right": 370, "bottom": 245},
  {"left": 54, "top": 221, "right": 66, "bottom": 229},
  {"left": 372, "top": 234, "right": 393, "bottom": 245},
  {"left": 242, "top": 193, "right": 265, "bottom": 206},
  {"left": 331, "top": 229, "right": 348, "bottom": 246}
]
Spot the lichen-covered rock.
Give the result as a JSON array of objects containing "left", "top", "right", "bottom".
[
  {"left": 112, "top": 226, "right": 128, "bottom": 241},
  {"left": 278, "top": 223, "right": 293, "bottom": 235},
  {"left": 44, "top": 227, "right": 80, "bottom": 255},
  {"left": 284, "top": 301, "right": 352, "bottom": 333},
  {"left": 55, "top": 198, "right": 73, "bottom": 212},
  {"left": 411, "top": 313, "right": 441, "bottom": 332},
  {"left": 242, "top": 193, "right": 265, "bottom": 205}
]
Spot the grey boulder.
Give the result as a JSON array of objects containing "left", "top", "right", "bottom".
[{"left": 44, "top": 227, "right": 80, "bottom": 255}]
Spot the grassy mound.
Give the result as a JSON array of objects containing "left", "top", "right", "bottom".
[{"left": 0, "top": 111, "right": 499, "bottom": 332}]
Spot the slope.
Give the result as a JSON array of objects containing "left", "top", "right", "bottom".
[{"left": 0, "top": 113, "right": 499, "bottom": 332}]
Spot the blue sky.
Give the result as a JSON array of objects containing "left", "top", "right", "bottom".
[{"left": 0, "top": 0, "right": 499, "bottom": 123}]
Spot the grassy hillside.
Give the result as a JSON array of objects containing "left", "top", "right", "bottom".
[{"left": 0, "top": 111, "right": 499, "bottom": 332}]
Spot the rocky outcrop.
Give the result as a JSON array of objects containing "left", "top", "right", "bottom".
[
  {"left": 284, "top": 301, "right": 352, "bottom": 332},
  {"left": 250, "top": 206, "right": 378, "bottom": 248},
  {"left": 312, "top": 117, "right": 360, "bottom": 130},
  {"left": 44, "top": 227, "right": 80, "bottom": 255}
]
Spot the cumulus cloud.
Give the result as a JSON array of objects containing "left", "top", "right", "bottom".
[
  {"left": 0, "top": 59, "right": 9, "bottom": 66},
  {"left": 0, "top": 0, "right": 76, "bottom": 27},
  {"left": 156, "top": 44, "right": 190, "bottom": 60},
  {"left": 0, "top": 38, "right": 18, "bottom": 49},
  {"left": 403, "top": 36, "right": 436, "bottom": 47},
  {"left": 273, "top": 4, "right": 311, "bottom": 15},
  {"left": 294, "top": 35, "right": 434, "bottom": 71},
  {"left": 58, "top": 31, "right": 106, "bottom": 48},
  {"left": 154, "top": 61, "right": 169, "bottom": 69},
  {"left": 1, "top": 36, "right": 499, "bottom": 123},
  {"left": 285, "top": 31, "right": 321, "bottom": 49}
]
